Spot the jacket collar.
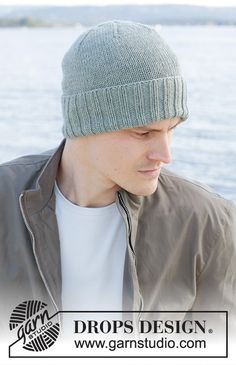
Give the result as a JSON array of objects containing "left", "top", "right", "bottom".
[
  {"left": 23, "top": 139, "right": 66, "bottom": 215},
  {"left": 24, "top": 138, "right": 143, "bottom": 233}
]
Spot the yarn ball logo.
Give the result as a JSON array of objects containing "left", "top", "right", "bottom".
[{"left": 9, "top": 300, "right": 60, "bottom": 352}]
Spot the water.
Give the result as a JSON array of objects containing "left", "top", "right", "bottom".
[{"left": 0, "top": 25, "right": 235, "bottom": 203}]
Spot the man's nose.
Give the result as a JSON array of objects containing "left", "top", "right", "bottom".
[{"left": 146, "top": 132, "right": 172, "bottom": 164}]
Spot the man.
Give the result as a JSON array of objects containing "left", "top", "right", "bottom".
[{"left": 0, "top": 20, "right": 235, "bottom": 341}]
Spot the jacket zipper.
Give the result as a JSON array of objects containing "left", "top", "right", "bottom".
[
  {"left": 117, "top": 191, "right": 144, "bottom": 322},
  {"left": 19, "top": 193, "right": 60, "bottom": 321},
  {"left": 117, "top": 191, "right": 135, "bottom": 256}
]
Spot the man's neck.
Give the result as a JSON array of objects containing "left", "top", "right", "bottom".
[{"left": 56, "top": 140, "right": 119, "bottom": 208}]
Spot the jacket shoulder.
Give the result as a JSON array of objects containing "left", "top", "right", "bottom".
[
  {"left": 0, "top": 148, "right": 55, "bottom": 167},
  {"left": 157, "top": 167, "right": 235, "bottom": 229},
  {"left": 160, "top": 167, "right": 230, "bottom": 204},
  {"left": 0, "top": 148, "right": 55, "bottom": 194}
]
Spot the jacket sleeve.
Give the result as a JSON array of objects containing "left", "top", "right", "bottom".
[{"left": 191, "top": 200, "right": 236, "bottom": 339}]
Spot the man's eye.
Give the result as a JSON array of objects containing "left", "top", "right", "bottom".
[{"left": 136, "top": 132, "right": 150, "bottom": 136}]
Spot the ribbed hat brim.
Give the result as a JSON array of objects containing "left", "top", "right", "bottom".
[{"left": 62, "top": 76, "right": 188, "bottom": 137}]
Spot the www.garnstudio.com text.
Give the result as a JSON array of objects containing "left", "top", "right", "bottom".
[{"left": 74, "top": 337, "right": 206, "bottom": 351}]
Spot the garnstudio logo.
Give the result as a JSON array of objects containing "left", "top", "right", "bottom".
[{"left": 9, "top": 300, "right": 60, "bottom": 352}]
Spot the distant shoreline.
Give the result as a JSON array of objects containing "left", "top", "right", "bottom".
[
  {"left": 1, "top": 4, "right": 236, "bottom": 28},
  {"left": 0, "top": 19, "right": 236, "bottom": 28}
]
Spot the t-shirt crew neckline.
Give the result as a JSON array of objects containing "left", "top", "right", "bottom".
[{"left": 54, "top": 180, "right": 118, "bottom": 216}]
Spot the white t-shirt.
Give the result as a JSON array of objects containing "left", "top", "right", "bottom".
[{"left": 54, "top": 182, "right": 127, "bottom": 313}]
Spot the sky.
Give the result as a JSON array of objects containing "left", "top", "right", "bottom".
[{"left": 0, "top": 0, "right": 235, "bottom": 7}]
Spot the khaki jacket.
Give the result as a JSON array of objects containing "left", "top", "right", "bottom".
[{"left": 0, "top": 139, "right": 236, "bottom": 335}]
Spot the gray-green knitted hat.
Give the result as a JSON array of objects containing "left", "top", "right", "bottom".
[{"left": 61, "top": 20, "right": 189, "bottom": 137}]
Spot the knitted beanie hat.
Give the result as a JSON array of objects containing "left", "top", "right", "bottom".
[{"left": 61, "top": 20, "right": 189, "bottom": 137}]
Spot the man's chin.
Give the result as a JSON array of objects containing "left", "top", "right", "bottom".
[{"left": 131, "top": 180, "right": 159, "bottom": 197}]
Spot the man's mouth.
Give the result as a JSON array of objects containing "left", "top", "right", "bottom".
[{"left": 138, "top": 167, "right": 161, "bottom": 177}]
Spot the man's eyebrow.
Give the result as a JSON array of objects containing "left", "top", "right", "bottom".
[{"left": 134, "top": 119, "right": 182, "bottom": 132}]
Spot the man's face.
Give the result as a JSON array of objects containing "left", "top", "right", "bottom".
[{"left": 82, "top": 117, "right": 181, "bottom": 196}]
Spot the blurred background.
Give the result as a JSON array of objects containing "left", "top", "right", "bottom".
[{"left": 0, "top": 0, "right": 235, "bottom": 203}]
